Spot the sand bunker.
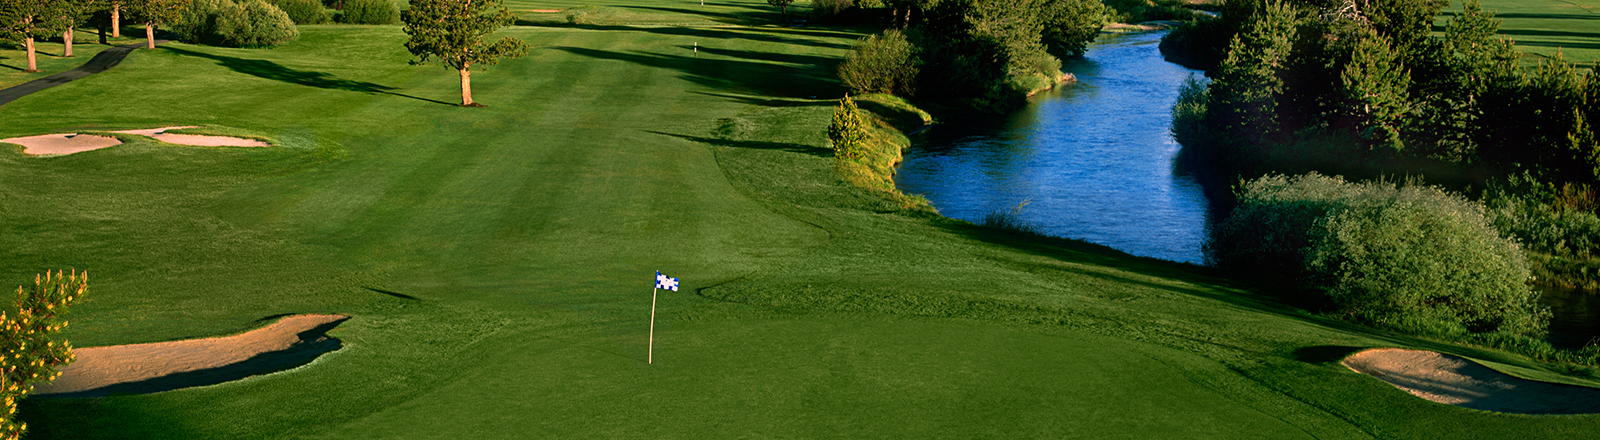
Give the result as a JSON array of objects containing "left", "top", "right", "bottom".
[
  {"left": 2, "top": 133, "right": 122, "bottom": 155},
  {"left": 1344, "top": 348, "right": 1600, "bottom": 414},
  {"left": 34, "top": 314, "right": 348, "bottom": 398},
  {"left": 114, "top": 126, "right": 270, "bottom": 147},
  {"left": 3, "top": 126, "right": 269, "bottom": 156},
  {"left": 531, "top": 9, "right": 561, "bottom": 12}
]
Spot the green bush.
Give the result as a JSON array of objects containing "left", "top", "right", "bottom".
[
  {"left": 838, "top": 30, "right": 920, "bottom": 97},
  {"left": 216, "top": 0, "right": 300, "bottom": 47},
  {"left": 1211, "top": 173, "right": 1548, "bottom": 337},
  {"left": 338, "top": 0, "right": 397, "bottom": 24},
  {"left": 269, "top": 0, "right": 331, "bottom": 24},
  {"left": 828, "top": 95, "right": 868, "bottom": 160},
  {"left": 172, "top": 0, "right": 236, "bottom": 44}
]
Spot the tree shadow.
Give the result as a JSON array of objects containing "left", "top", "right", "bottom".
[
  {"left": 689, "top": 90, "right": 832, "bottom": 106},
  {"left": 1294, "top": 345, "right": 1366, "bottom": 364},
  {"left": 164, "top": 47, "right": 454, "bottom": 105},
  {"left": 683, "top": 45, "right": 839, "bottom": 66},
  {"left": 36, "top": 317, "right": 350, "bottom": 398},
  {"left": 364, "top": 286, "right": 420, "bottom": 301},
  {"left": 516, "top": 22, "right": 853, "bottom": 50},
  {"left": 550, "top": 45, "right": 843, "bottom": 99},
  {"left": 1498, "top": 28, "right": 1600, "bottom": 40},
  {"left": 1516, "top": 40, "right": 1600, "bottom": 51},
  {"left": 1439, "top": 12, "right": 1599, "bottom": 20},
  {"left": 646, "top": 129, "right": 833, "bottom": 157}
]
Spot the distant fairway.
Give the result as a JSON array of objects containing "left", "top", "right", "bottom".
[
  {"left": 1458, "top": 0, "right": 1600, "bottom": 69},
  {"left": 4, "top": 1, "right": 1600, "bottom": 438}
]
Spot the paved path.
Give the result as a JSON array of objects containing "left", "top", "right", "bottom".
[{"left": 0, "top": 40, "right": 168, "bottom": 107}]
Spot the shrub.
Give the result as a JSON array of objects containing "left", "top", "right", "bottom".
[
  {"left": 216, "top": 0, "right": 300, "bottom": 47},
  {"left": 1, "top": 271, "right": 87, "bottom": 440},
  {"left": 811, "top": 0, "right": 853, "bottom": 16},
  {"left": 269, "top": 0, "right": 331, "bottom": 24},
  {"left": 172, "top": 0, "right": 237, "bottom": 44},
  {"left": 338, "top": 0, "right": 397, "bottom": 24},
  {"left": 828, "top": 94, "right": 868, "bottom": 160},
  {"left": 838, "top": 30, "right": 920, "bottom": 97},
  {"left": 981, "top": 200, "right": 1044, "bottom": 235},
  {"left": 1211, "top": 173, "right": 1548, "bottom": 337}
]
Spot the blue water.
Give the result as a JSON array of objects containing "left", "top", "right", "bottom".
[{"left": 895, "top": 31, "right": 1212, "bottom": 264}]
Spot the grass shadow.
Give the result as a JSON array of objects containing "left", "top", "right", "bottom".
[
  {"left": 647, "top": 129, "right": 832, "bottom": 157},
  {"left": 364, "top": 286, "right": 421, "bottom": 301},
  {"left": 519, "top": 23, "right": 853, "bottom": 50},
  {"left": 164, "top": 47, "right": 454, "bottom": 106},
  {"left": 550, "top": 45, "right": 842, "bottom": 99},
  {"left": 1294, "top": 345, "right": 1367, "bottom": 364}
]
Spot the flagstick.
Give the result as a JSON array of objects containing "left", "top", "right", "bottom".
[{"left": 649, "top": 286, "right": 659, "bottom": 364}]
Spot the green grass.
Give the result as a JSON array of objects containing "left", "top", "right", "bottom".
[
  {"left": 1452, "top": 0, "right": 1600, "bottom": 70},
  {"left": 2, "top": 1, "right": 1600, "bottom": 438}
]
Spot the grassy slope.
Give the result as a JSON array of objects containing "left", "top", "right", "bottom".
[
  {"left": 0, "top": 1, "right": 1596, "bottom": 438},
  {"left": 1452, "top": 0, "right": 1600, "bottom": 70}
]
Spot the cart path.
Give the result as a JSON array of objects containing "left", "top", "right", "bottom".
[{"left": 0, "top": 40, "right": 168, "bottom": 107}]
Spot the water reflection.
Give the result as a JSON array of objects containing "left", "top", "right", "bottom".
[
  {"left": 895, "top": 31, "right": 1212, "bottom": 264},
  {"left": 1540, "top": 286, "right": 1600, "bottom": 347}
]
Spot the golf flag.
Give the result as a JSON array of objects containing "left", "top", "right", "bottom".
[
  {"left": 649, "top": 271, "right": 679, "bottom": 364},
  {"left": 656, "top": 271, "right": 679, "bottom": 291}
]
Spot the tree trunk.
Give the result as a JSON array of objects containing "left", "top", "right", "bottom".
[
  {"left": 145, "top": 24, "right": 155, "bottom": 49},
  {"left": 460, "top": 65, "right": 474, "bottom": 106},
  {"left": 64, "top": 27, "right": 75, "bottom": 57},
  {"left": 24, "top": 37, "right": 37, "bottom": 72},
  {"left": 112, "top": 3, "right": 121, "bottom": 38},
  {"left": 780, "top": 5, "right": 788, "bottom": 23},
  {"left": 98, "top": 22, "right": 106, "bottom": 44}
]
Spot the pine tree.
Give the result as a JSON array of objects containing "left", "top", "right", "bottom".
[
  {"left": 401, "top": 0, "right": 528, "bottom": 107},
  {"left": 828, "top": 94, "right": 868, "bottom": 160},
  {"left": 1205, "top": 0, "right": 1297, "bottom": 152},
  {"left": 1341, "top": 28, "right": 1410, "bottom": 151}
]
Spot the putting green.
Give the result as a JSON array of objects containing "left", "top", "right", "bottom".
[{"left": 3, "top": 1, "right": 1599, "bottom": 438}]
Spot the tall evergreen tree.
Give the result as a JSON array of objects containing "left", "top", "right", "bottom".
[
  {"left": 1340, "top": 28, "right": 1410, "bottom": 151},
  {"left": 1205, "top": 0, "right": 1298, "bottom": 151},
  {"left": 401, "top": 0, "right": 528, "bottom": 107}
]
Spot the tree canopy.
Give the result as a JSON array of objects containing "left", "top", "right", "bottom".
[{"left": 401, "top": 0, "right": 528, "bottom": 106}]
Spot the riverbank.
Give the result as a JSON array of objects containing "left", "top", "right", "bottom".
[{"left": 5, "top": 1, "right": 1600, "bottom": 437}]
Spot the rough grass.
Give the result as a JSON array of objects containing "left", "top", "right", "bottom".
[{"left": 3, "top": 1, "right": 1600, "bottom": 438}]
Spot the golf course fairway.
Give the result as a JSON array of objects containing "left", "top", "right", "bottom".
[{"left": 2, "top": 1, "right": 1599, "bottom": 438}]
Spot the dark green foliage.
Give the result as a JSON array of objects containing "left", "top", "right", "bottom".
[
  {"left": 217, "top": 0, "right": 297, "bottom": 46},
  {"left": 171, "top": 0, "right": 229, "bottom": 43},
  {"left": 401, "top": 0, "right": 527, "bottom": 105},
  {"left": 1037, "top": 0, "right": 1107, "bottom": 59},
  {"left": 1212, "top": 173, "right": 1548, "bottom": 338},
  {"left": 1361, "top": 0, "right": 1443, "bottom": 58},
  {"left": 838, "top": 30, "right": 920, "bottom": 96},
  {"left": 904, "top": 0, "right": 1099, "bottom": 110},
  {"left": 268, "top": 0, "right": 328, "bottom": 24},
  {"left": 175, "top": 0, "right": 297, "bottom": 46},
  {"left": 336, "top": 0, "right": 394, "bottom": 24},
  {"left": 1204, "top": 0, "right": 1296, "bottom": 150},
  {"left": 1339, "top": 28, "right": 1409, "bottom": 151},
  {"left": 828, "top": 94, "right": 867, "bottom": 159},
  {"left": 1170, "top": 74, "right": 1208, "bottom": 147}
]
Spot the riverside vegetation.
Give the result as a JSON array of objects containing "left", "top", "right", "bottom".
[
  {"left": 5, "top": 0, "right": 1600, "bottom": 438},
  {"left": 1168, "top": 0, "right": 1600, "bottom": 363}
]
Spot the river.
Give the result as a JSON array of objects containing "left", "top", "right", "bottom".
[
  {"left": 894, "top": 30, "right": 1600, "bottom": 345},
  {"left": 895, "top": 31, "right": 1211, "bottom": 264}
]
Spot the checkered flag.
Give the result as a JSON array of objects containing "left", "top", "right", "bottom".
[{"left": 655, "top": 271, "right": 679, "bottom": 292}]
